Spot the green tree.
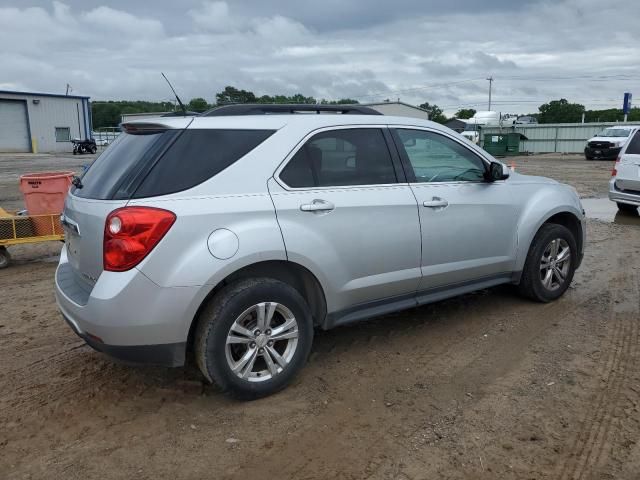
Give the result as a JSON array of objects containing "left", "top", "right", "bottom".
[
  {"left": 187, "top": 97, "right": 210, "bottom": 112},
  {"left": 538, "top": 99, "right": 585, "bottom": 124},
  {"left": 418, "top": 102, "right": 447, "bottom": 123},
  {"left": 455, "top": 108, "right": 476, "bottom": 119},
  {"left": 91, "top": 100, "right": 177, "bottom": 129},
  {"left": 320, "top": 98, "right": 360, "bottom": 105},
  {"left": 216, "top": 86, "right": 257, "bottom": 104}
]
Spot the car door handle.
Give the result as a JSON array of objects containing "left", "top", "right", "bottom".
[
  {"left": 300, "top": 199, "right": 335, "bottom": 212},
  {"left": 422, "top": 197, "right": 449, "bottom": 208}
]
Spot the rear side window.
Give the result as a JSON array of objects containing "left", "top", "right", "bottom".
[
  {"left": 280, "top": 128, "right": 397, "bottom": 188},
  {"left": 626, "top": 131, "right": 640, "bottom": 155},
  {"left": 133, "top": 129, "right": 274, "bottom": 198},
  {"left": 74, "top": 129, "right": 274, "bottom": 200}
]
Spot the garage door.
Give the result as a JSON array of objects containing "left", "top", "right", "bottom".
[{"left": 0, "top": 100, "right": 30, "bottom": 152}]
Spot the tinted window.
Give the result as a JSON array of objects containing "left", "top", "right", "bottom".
[
  {"left": 626, "top": 131, "right": 640, "bottom": 154},
  {"left": 133, "top": 129, "right": 274, "bottom": 198},
  {"left": 280, "top": 128, "right": 397, "bottom": 188},
  {"left": 74, "top": 129, "right": 274, "bottom": 199},
  {"left": 74, "top": 131, "right": 178, "bottom": 199},
  {"left": 395, "top": 129, "right": 486, "bottom": 183}
]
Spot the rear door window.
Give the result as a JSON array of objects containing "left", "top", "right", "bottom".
[{"left": 279, "top": 128, "right": 398, "bottom": 188}]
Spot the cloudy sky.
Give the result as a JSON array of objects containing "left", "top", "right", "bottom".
[{"left": 0, "top": 0, "right": 638, "bottom": 115}]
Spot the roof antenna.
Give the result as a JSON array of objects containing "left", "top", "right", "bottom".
[{"left": 161, "top": 72, "right": 186, "bottom": 116}]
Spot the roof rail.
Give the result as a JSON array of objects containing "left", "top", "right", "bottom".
[{"left": 201, "top": 104, "right": 383, "bottom": 116}]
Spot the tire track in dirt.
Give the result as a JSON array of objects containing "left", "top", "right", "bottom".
[{"left": 558, "top": 257, "right": 639, "bottom": 480}]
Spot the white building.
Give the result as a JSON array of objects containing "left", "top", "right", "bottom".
[
  {"left": 0, "top": 90, "right": 92, "bottom": 153},
  {"left": 360, "top": 101, "right": 430, "bottom": 120}
]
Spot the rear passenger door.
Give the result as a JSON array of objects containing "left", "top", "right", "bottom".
[{"left": 268, "top": 127, "right": 422, "bottom": 315}]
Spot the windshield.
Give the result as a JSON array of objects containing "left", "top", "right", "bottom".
[{"left": 597, "top": 128, "right": 631, "bottom": 138}]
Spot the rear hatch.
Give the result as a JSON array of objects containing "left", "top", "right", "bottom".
[
  {"left": 61, "top": 120, "right": 189, "bottom": 290},
  {"left": 616, "top": 131, "right": 640, "bottom": 192},
  {"left": 61, "top": 118, "right": 277, "bottom": 291}
]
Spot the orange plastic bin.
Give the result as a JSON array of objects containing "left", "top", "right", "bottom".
[{"left": 19, "top": 171, "right": 74, "bottom": 235}]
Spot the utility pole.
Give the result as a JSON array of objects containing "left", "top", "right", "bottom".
[{"left": 486, "top": 77, "right": 493, "bottom": 111}]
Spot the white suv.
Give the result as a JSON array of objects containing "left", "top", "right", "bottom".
[{"left": 610, "top": 128, "right": 640, "bottom": 212}]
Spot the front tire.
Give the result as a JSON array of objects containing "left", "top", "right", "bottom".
[
  {"left": 195, "top": 278, "right": 314, "bottom": 400},
  {"left": 518, "top": 224, "right": 577, "bottom": 303},
  {"left": 617, "top": 202, "right": 638, "bottom": 213}
]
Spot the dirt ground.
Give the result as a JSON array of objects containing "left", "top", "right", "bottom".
[{"left": 1, "top": 153, "right": 640, "bottom": 480}]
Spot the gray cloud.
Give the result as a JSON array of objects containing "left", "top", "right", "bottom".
[{"left": 0, "top": 0, "right": 638, "bottom": 115}]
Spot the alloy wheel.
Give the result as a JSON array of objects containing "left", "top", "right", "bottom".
[
  {"left": 539, "top": 238, "right": 571, "bottom": 291},
  {"left": 225, "top": 302, "right": 299, "bottom": 382}
]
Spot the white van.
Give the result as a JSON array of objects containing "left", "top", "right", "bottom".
[{"left": 461, "top": 111, "right": 501, "bottom": 143}]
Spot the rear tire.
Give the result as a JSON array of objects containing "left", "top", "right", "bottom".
[
  {"left": 195, "top": 278, "right": 314, "bottom": 400},
  {"left": 0, "top": 247, "right": 10, "bottom": 269},
  {"left": 518, "top": 224, "right": 577, "bottom": 303},
  {"left": 617, "top": 202, "right": 638, "bottom": 213}
]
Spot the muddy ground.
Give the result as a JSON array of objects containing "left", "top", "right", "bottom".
[{"left": 1, "top": 153, "right": 639, "bottom": 480}]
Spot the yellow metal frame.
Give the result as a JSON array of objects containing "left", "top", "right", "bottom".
[{"left": 0, "top": 207, "right": 64, "bottom": 246}]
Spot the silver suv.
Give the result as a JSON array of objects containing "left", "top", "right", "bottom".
[{"left": 55, "top": 104, "right": 585, "bottom": 399}]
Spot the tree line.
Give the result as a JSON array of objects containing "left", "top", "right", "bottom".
[
  {"left": 90, "top": 87, "right": 640, "bottom": 130},
  {"left": 422, "top": 99, "right": 640, "bottom": 125},
  {"left": 91, "top": 86, "right": 359, "bottom": 129}
]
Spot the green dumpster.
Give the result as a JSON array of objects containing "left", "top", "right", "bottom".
[
  {"left": 483, "top": 132, "right": 526, "bottom": 157},
  {"left": 505, "top": 132, "right": 523, "bottom": 154},
  {"left": 483, "top": 134, "right": 507, "bottom": 157}
]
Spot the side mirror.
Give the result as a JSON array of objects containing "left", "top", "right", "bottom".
[{"left": 485, "top": 161, "right": 509, "bottom": 182}]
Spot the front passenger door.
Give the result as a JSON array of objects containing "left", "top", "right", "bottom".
[{"left": 392, "top": 128, "right": 519, "bottom": 290}]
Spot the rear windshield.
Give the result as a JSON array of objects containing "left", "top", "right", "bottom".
[{"left": 74, "top": 129, "right": 275, "bottom": 200}]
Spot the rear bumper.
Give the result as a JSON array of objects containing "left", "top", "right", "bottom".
[
  {"left": 609, "top": 179, "right": 640, "bottom": 206},
  {"left": 55, "top": 244, "right": 205, "bottom": 367},
  {"left": 62, "top": 312, "right": 186, "bottom": 366},
  {"left": 584, "top": 146, "right": 621, "bottom": 160}
]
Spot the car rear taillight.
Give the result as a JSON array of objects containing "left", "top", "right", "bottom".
[
  {"left": 104, "top": 207, "right": 176, "bottom": 272},
  {"left": 612, "top": 156, "right": 620, "bottom": 177}
]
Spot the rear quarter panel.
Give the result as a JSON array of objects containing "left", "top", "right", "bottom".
[{"left": 129, "top": 193, "right": 287, "bottom": 288}]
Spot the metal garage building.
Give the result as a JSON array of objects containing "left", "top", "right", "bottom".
[{"left": 0, "top": 90, "right": 91, "bottom": 153}]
